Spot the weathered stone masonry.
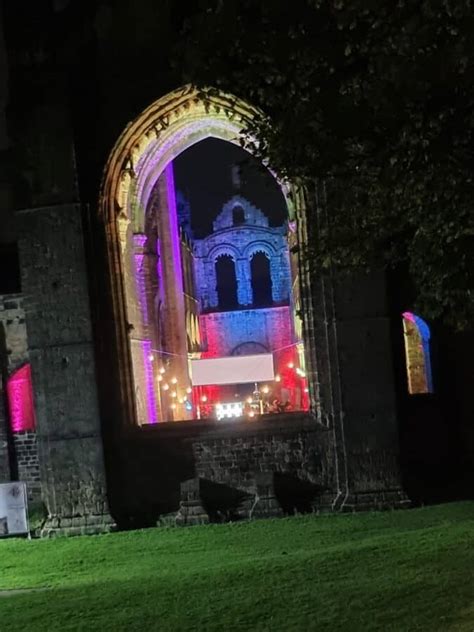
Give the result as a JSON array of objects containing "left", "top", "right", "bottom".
[{"left": 0, "top": 294, "right": 40, "bottom": 501}]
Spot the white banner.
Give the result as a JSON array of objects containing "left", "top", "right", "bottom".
[
  {"left": 0, "top": 482, "right": 29, "bottom": 536},
  {"left": 191, "top": 354, "right": 274, "bottom": 386}
]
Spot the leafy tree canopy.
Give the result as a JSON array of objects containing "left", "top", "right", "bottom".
[{"left": 179, "top": 0, "right": 474, "bottom": 329}]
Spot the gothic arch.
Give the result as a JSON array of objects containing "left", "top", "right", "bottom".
[
  {"left": 100, "top": 86, "right": 295, "bottom": 233},
  {"left": 98, "top": 85, "right": 312, "bottom": 427}
]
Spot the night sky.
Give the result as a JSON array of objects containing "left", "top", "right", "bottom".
[{"left": 173, "top": 138, "right": 288, "bottom": 237}]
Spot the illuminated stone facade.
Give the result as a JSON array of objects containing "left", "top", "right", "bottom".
[{"left": 0, "top": 5, "right": 440, "bottom": 534}]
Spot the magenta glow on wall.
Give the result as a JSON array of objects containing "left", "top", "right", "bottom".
[{"left": 7, "top": 364, "right": 36, "bottom": 432}]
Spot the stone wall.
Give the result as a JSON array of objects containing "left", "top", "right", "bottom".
[
  {"left": 191, "top": 419, "right": 335, "bottom": 509},
  {"left": 0, "top": 294, "right": 41, "bottom": 500},
  {"left": 0, "top": 373, "right": 10, "bottom": 483},
  {"left": 18, "top": 203, "right": 114, "bottom": 535},
  {"left": 200, "top": 305, "right": 294, "bottom": 357},
  {"left": 12, "top": 431, "right": 40, "bottom": 500}
]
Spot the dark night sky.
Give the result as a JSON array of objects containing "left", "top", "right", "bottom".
[{"left": 173, "top": 138, "right": 288, "bottom": 237}]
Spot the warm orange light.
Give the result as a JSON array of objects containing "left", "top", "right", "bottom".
[
  {"left": 171, "top": 391, "right": 177, "bottom": 398},
  {"left": 157, "top": 375, "right": 163, "bottom": 382},
  {"left": 186, "top": 387, "right": 192, "bottom": 394},
  {"left": 275, "top": 375, "right": 281, "bottom": 382},
  {"left": 287, "top": 362, "right": 294, "bottom": 369},
  {"left": 159, "top": 367, "right": 166, "bottom": 374},
  {"left": 171, "top": 377, "right": 178, "bottom": 384},
  {"left": 248, "top": 411, "right": 255, "bottom": 418},
  {"left": 170, "top": 403, "right": 177, "bottom": 410},
  {"left": 179, "top": 398, "right": 184, "bottom": 404},
  {"left": 201, "top": 395, "right": 208, "bottom": 402},
  {"left": 304, "top": 387, "right": 309, "bottom": 393},
  {"left": 148, "top": 354, "right": 154, "bottom": 362},
  {"left": 162, "top": 383, "right": 169, "bottom": 391},
  {"left": 262, "top": 386, "right": 269, "bottom": 394},
  {"left": 246, "top": 397, "right": 253, "bottom": 404}
]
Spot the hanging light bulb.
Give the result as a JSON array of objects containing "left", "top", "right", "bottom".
[
  {"left": 287, "top": 362, "right": 294, "bottom": 369},
  {"left": 148, "top": 354, "right": 154, "bottom": 362},
  {"left": 159, "top": 367, "right": 166, "bottom": 374},
  {"left": 262, "top": 385, "right": 269, "bottom": 394},
  {"left": 162, "top": 383, "right": 169, "bottom": 391},
  {"left": 171, "top": 377, "right": 178, "bottom": 384},
  {"left": 171, "top": 391, "right": 177, "bottom": 398},
  {"left": 186, "top": 386, "right": 192, "bottom": 394},
  {"left": 248, "top": 411, "right": 255, "bottom": 418},
  {"left": 170, "top": 403, "right": 177, "bottom": 410},
  {"left": 157, "top": 375, "right": 163, "bottom": 382},
  {"left": 201, "top": 395, "right": 208, "bottom": 402},
  {"left": 304, "top": 387, "right": 309, "bottom": 393},
  {"left": 275, "top": 375, "right": 281, "bottom": 382},
  {"left": 179, "top": 398, "right": 184, "bottom": 404}
]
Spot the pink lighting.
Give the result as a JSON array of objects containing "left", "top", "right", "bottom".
[{"left": 7, "top": 364, "right": 36, "bottom": 433}]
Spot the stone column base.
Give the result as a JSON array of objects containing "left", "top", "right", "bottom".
[
  {"left": 39, "top": 513, "right": 116, "bottom": 538},
  {"left": 175, "top": 478, "right": 210, "bottom": 526},
  {"left": 250, "top": 472, "right": 284, "bottom": 519}
]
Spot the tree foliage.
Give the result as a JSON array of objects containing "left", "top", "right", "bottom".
[{"left": 179, "top": 0, "right": 474, "bottom": 328}]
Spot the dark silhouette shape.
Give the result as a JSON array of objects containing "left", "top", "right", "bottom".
[{"left": 216, "top": 254, "right": 238, "bottom": 309}]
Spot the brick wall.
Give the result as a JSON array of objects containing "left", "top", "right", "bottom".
[
  {"left": 0, "top": 294, "right": 38, "bottom": 489},
  {"left": 12, "top": 431, "right": 40, "bottom": 500},
  {"left": 192, "top": 424, "right": 334, "bottom": 496}
]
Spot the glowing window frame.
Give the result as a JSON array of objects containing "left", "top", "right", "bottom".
[{"left": 402, "top": 312, "right": 434, "bottom": 395}]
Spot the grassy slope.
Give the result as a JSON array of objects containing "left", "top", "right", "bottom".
[{"left": 1, "top": 503, "right": 474, "bottom": 631}]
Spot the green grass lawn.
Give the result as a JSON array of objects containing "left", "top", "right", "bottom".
[{"left": 1, "top": 503, "right": 474, "bottom": 631}]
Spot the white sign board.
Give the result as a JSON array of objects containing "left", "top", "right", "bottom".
[
  {"left": 0, "top": 482, "right": 29, "bottom": 536},
  {"left": 191, "top": 354, "right": 274, "bottom": 386}
]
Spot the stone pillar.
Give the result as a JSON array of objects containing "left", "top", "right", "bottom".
[
  {"left": 0, "top": 374, "right": 11, "bottom": 483},
  {"left": 129, "top": 234, "right": 159, "bottom": 424},
  {"left": 236, "top": 258, "right": 252, "bottom": 306},
  {"left": 205, "top": 260, "right": 218, "bottom": 309},
  {"left": 153, "top": 165, "right": 193, "bottom": 420},
  {"left": 270, "top": 256, "right": 281, "bottom": 303},
  {"left": 236, "top": 258, "right": 253, "bottom": 306},
  {"left": 297, "top": 181, "right": 409, "bottom": 510},
  {"left": 18, "top": 203, "right": 114, "bottom": 536}
]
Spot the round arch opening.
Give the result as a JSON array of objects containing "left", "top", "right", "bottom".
[{"left": 99, "top": 85, "right": 312, "bottom": 425}]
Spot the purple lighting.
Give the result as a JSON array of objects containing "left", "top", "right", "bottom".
[
  {"left": 134, "top": 234, "right": 158, "bottom": 424},
  {"left": 165, "top": 163, "right": 185, "bottom": 296}
]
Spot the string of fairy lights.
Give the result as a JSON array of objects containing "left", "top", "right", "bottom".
[{"left": 146, "top": 351, "right": 309, "bottom": 419}]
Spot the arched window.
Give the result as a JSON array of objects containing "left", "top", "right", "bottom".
[
  {"left": 215, "top": 255, "right": 238, "bottom": 309},
  {"left": 232, "top": 205, "right": 245, "bottom": 226},
  {"left": 402, "top": 312, "right": 433, "bottom": 394},
  {"left": 251, "top": 252, "right": 273, "bottom": 306}
]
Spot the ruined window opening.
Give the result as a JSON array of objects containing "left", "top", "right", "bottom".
[
  {"left": 232, "top": 206, "right": 245, "bottom": 226},
  {"left": 215, "top": 255, "right": 238, "bottom": 310},
  {"left": 402, "top": 312, "right": 434, "bottom": 395},
  {"left": 251, "top": 252, "right": 273, "bottom": 307},
  {"left": 101, "top": 88, "right": 313, "bottom": 425}
]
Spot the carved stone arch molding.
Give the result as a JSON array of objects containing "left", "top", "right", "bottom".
[
  {"left": 244, "top": 241, "right": 277, "bottom": 260},
  {"left": 209, "top": 243, "right": 242, "bottom": 262}
]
